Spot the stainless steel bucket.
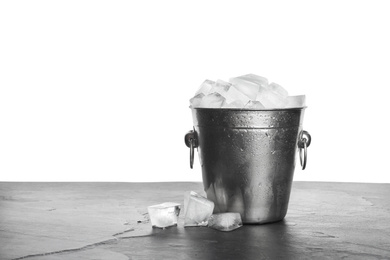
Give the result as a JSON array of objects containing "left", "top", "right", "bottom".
[{"left": 185, "top": 108, "right": 311, "bottom": 224}]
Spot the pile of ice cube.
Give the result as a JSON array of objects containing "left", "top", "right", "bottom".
[
  {"left": 190, "top": 74, "right": 305, "bottom": 109},
  {"left": 147, "top": 191, "right": 242, "bottom": 232}
]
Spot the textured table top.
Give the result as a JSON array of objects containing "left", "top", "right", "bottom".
[{"left": 1, "top": 182, "right": 390, "bottom": 260}]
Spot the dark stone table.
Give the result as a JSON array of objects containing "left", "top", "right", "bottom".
[{"left": 1, "top": 182, "right": 390, "bottom": 259}]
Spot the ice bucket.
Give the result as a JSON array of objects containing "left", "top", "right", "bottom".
[{"left": 185, "top": 108, "right": 311, "bottom": 224}]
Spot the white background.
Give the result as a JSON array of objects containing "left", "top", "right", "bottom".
[{"left": 1, "top": 1, "right": 389, "bottom": 183}]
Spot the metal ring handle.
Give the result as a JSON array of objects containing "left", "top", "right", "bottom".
[
  {"left": 189, "top": 139, "right": 194, "bottom": 169},
  {"left": 299, "top": 139, "right": 307, "bottom": 170},
  {"left": 185, "top": 130, "right": 198, "bottom": 169},
  {"left": 298, "top": 130, "right": 311, "bottom": 170}
]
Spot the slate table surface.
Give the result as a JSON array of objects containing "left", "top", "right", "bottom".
[{"left": 1, "top": 182, "right": 390, "bottom": 260}]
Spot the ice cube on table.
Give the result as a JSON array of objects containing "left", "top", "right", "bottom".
[
  {"left": 199, "top": 92, "right": 226, "bottom": 108},
  {"left": 195, "top": 79, "right": 214, "bottom": 96},
  {"left": 190, "top": 93, "right": 205, "bottom": 108},
  {"left": 244, "top": 100, "right": 265, "bottom": 109},
  {"left": 184, "top": 191, "right": 215, "bottom": 227},
  {"left": 147, "top": 202, "right": 181, "bottom": 228},
  {"left": 284, "top": 95, "right": 306, "bottom": 108},
  {"left": 208, "top": 212, "right": 243, "bottom": 232}
]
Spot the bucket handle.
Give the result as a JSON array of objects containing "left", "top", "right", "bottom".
[
  {"left": 184, "top": 129, "right": 198, "bottom": 169},
  {"left": 298, "top": 130, "right": 311, "bottom": 170}
]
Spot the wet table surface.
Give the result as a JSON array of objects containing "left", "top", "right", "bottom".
[{"left": 1, "top": 182, "right": 390, "bottom": 260}]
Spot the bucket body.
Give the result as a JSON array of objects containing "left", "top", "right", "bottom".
[{"left": 191, "top": 108, "right": 305, "bottom": 224}]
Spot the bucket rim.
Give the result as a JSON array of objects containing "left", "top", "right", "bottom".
[{"left": 189, "top": 106, "right": 307, "bottom": 111}]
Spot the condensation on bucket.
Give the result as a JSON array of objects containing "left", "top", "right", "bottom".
[{"left": 192, "top": 108, "right": 305, "bottom": 224}]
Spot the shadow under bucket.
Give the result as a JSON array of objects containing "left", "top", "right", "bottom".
[{"left": 185, "top": 108, "right": 311, "bottom": 224}]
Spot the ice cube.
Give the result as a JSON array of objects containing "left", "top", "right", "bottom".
[
  {"left": 256, "top": 86, "right": 288, "bottom": 108},
  {"left": 209, "top": 80, "right": 231, "bottom": 96},
  {"left": 284, "top": 95, "right": 306, "bottom": 108},
  {"left": 184, "top": 191, "right": 215, "bottom": 227},
  {"left": 231, "top": 73, "right": 268, "bottom": 86},
  {"left": 207, "top": 80, "right": 251, "bottom": 107},
  {"left": 229, "top": 78, "right": 260, "bottom": 100},
  {"left": 222, "top": 100, "right": 246, "bottom": 108},
  {"left": 147, "top": 202, "right": 181, "bottom": 228},
  {"left": 195, "top": 79, "right": 214, "bottom": 96},
  {"left": 269, "top": 82, "right": 288, "bottom": 98},
  {"left": 225, "top": 85, "right": 251, "bottom": 105},
  {"left": 199, "top": 92, "right": 226, "bottom": 108},
  {"left": 237, "top": 74, "right": 269, "bottom": 87},
  {"left": 255, "top": 81, "right": 289, "bottom": 108},
  {"left": 208, "top": 212, "right": 243, "bottom": 232},
  {"left": 189, "top": 93, "right": 205, "bottom": 108},
  {"left": 244, "top": 100, "right": 265, "bottom": 109}
]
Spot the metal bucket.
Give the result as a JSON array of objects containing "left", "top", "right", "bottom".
[{"left": 185, "top": 108, "right": 311, "bottom": 224}]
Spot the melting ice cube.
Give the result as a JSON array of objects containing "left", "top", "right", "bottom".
[
  {"left": 208, "top": 212, "right": 243, "bottom": 232},
  {"left": 147, "top": 202, "right": 181, "bottom": 228},
  {"left": 184, "top": 191, "right": 215, "bottom": 227}
]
